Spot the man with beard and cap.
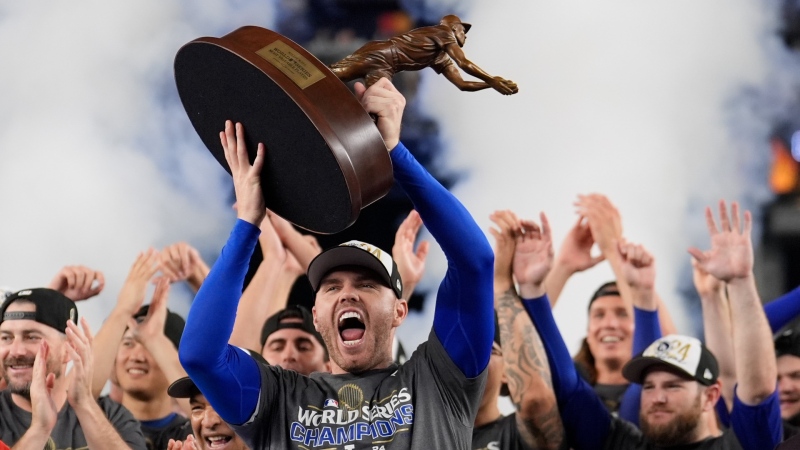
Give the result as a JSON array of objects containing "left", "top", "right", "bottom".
[
  {"left": 0, "top": 288, "right": 146, "bottom": 449},
  {"left": 179, "top": 77, "right": 494, "bottom": 449},
  {"left": 329, "top": 15, "right": 518, "bottom": 95},
  {"left": 513, "top": 201, "right": 782, "bottom": 450}
]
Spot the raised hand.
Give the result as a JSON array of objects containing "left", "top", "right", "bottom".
[
  {"left": 48, "top": 265, "right": 105, "bottom": 301},
  {"left": 392, "top": 210, "right": 430, "bottom": 300},
  {"left": 167, "top": 435, "right": 197, "bottom": 450},
  {"left": 617, "top": 240, "right": 656, "bottom": 310},
  {"left": 555, "top": 217, "right": 605, "bottom": 274},
  {"left": 66, "top": 318, "right": 95, "bottom": 408},
  {"left": 489, "top": 76, "right": 518, "bottom": 95},
  {"left": 117, "top": 249, "right": 160, "bottom": 316},
  {"left": 159, "top": 242, "right": 208, "bottom": 287},
  {"left": 29, "top": 341, "right": 57, "bottom": 434},
  {"left": 688, "top": 200, "right": 753, "bottom": 282},
  {"left": 691, "top": 257, "right": 725, "bottom": 299},
  {"left": 126, "top": 278, "right": 170, "bottom": 346},
  {"left": 574, "top": 194, "right": 623, "bottom": 256},
  {"left": 270, "top": 213, "right": 321, "bottom": 273},
  {"left": 354, "top": 78, "right": 406, "bottom": 150},
  {"left": 220, "top": 120, "right": 266, "bottom": 225},
  {"left": 489, "top": 209, "right": 523, "bottom": 293},
  {"left": 512, "top": 213, "right": 554, "bottom": 299}
]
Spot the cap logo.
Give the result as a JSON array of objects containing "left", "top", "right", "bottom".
[
  {"left": 17, "top": 290, "right": 31, "bottom": 297},
  {"left": 703, "top": 369, "right": 713, "bottom": 380},
  {"left": 643, "top": 335, "right": 703, "bottom": 377},
  {"left": 69, "top": 308, "right": 76, "bottom": 322},
  {"left": 340, "top": 240, "right": 394, "bottom": 276}
]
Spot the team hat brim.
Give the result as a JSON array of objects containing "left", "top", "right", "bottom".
[
  {"left": 307, "top": 244, "right": 402, "bottom": 298},
  {"left": 622, "top": 356, "right": 697, "bottom": 385},
  {"left": 167, "top": 377, "right": 199, "bottom": 399}
]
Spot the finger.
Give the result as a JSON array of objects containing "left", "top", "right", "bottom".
[
  {"left": 252, "top": 142, "right": 266, "bottom": 174},
  {"left": 731, "top": 201, "right": 741, "bottom": 234},
  {"left": 539, "top": 212, "right": 552, "bottom": 241},
  {"left": 179, "top": 244, "right": 191, "bottom": 277},
  {"left": 65, "top": 267, "right": 78, "bottom": 292},
  {"left": 589, "top": 254, "right": 606, "bottom": 267},
  {"left": 704, "top": 206, "right": 718, "bottom": 236},
  {"left": 354, "top": 82, "right": 367, "bottom": 100},
  {"left": 235, "top": 123, "right": 249, "bottom": 168},
  {"left": 687, "top": 247, "right": 706, "bottom": 263},
  {"left": 91, "top": 271, "right": 105, "bottom": 295},
  {"left": 743, "top": 209, "right": 752, "bottom": 236},
  {"left": 718, "top": 199, "right": 731, "bottom": 232},
  {"left": 416, "top": 241, "right": 430, "bottom": 262},
  {"left": 79, "top": 317, "right": 93, "bottom": 345},
  {"left": 78, "top": 269, "right": 93, "bottom": 295}
]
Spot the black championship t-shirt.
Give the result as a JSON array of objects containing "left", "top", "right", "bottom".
[
  {"left": 471, "top": 413, "right": 530, "bottom": 450},
  {"left": 0, "top": 390, "right": 147, "bottom": 450},
  {"left": 603, "top": 417, "right": 742, "bottom": 450},
  {"left": 232, "top": 331, "right": 487, "bottom": 449},
  {"left": 140, "top": 413, "right": 192, "bottom": 450}
]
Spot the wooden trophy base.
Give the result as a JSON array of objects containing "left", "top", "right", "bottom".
[{"left": 174, "top": 26, "right": 393, "bottom": 234}]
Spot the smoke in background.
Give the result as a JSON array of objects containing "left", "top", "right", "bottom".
[
  {"left": 398, "top": 0, "right": 783, "bottom": 353},
  {"left": 0, "top": 1, "right": 274, "bottom": 329}
]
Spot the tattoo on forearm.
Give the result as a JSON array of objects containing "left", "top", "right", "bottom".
[{"left": 496, "top": 288, "right": 564, "bottom": 450}]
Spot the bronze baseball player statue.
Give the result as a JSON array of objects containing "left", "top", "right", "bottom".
[{"left": 330, "top": 15, "right": 518, "bottom": 95}]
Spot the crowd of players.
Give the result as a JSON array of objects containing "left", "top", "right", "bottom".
[{"left": 3, "top": 77, "right": 800, "bottom": 450}]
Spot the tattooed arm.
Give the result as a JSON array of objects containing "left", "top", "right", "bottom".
[{"left": 490, "top": 210, "right": 565, "bottom": 450}]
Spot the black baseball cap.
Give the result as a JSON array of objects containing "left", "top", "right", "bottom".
[
  {"left": 307, "top": 240, "right": 403, "bottom": 299},
  {"left": 133, "top": 304, "right": 186, "bottom": 350},
  {"left": 587, "top": 281, "right": 620, "bottom": 311},
  {"left": 260, "top": 305, "right": 326, "bottom": 351},
  {"left": 622, "top": 335, "right": 719, "bottom": 386},
  {"left": 168, "top": 349, "right": 268, "bottom": 398},
  {"left": 0, "top": 288, "right": 78, "bottom": 333},
  {"left": 775, "top": 324, "right": 800, "bottom": 358}
]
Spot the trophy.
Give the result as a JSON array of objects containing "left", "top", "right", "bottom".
[{"left": 174, "top": 15, "right": 517, "bottom": 234}]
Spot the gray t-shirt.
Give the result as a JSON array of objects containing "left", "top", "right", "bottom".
[
  {"left": 471, "top": 413, "right": 530, "bottom": 450},
  {"left": 232, "top": 331, "right": 487, "bottom": 449},
  {"left": 0, "top": 390, "right": 147, "bottom": 449}
]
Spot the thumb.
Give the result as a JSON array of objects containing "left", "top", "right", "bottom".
[
  {"left": 416, "top": 241, "right": 430, "bottom": 261},
  {"left": 354, "top": 82, "right": 367, "bottom": 100}
]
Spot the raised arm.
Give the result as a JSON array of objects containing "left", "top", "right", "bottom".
[
  {"left": 692, "top": 258, "right": 736, "bottom": 411},
  {"left": 178, "top": 121, "right": 265, "bottom": 425},
  {"left": 490, "top": 210, "right": 564, "bottom": 450},
  {"left": 228, "top": 212, "right": 297, "bottom": 352},
  {"left": 356, "top": 78, "right": 495, "bottom": 378},
  {"left": 513, "top": 212, "right": 611, "bottom": 450},
  {"left": 577, "top": 194, "right": 677, "bottom": 335},
  {"left": 125, "top": 279, "right": 190, "bottom": 416},
  {"left": 91, "top": 250, "right": 160, "bottom": 398},
  {"left": 392, "top": 210, "right": 430, "bottom": 301},
  {"left": 689, "top": 200, "right": 782, "bottom": 450}
]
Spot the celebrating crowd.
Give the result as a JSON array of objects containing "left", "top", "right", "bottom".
[{"left": 3, "top": 75, "right": 800, "bottom": 450}]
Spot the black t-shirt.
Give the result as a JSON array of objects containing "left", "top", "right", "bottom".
[
  {"left": 232, "top": 331, "right": 487, "bottom": 449},
  {"left": 471, "top": 413, "right": 530, "bottom": 450},
  {"left": 0, "top": 390, "right": 147, "bottom": 449},
  {"left": 140, "top": 413, "right": 192, "bottom": 450},
  {"left": 603, "top": 416, "right": 742, "bottom": 450}
]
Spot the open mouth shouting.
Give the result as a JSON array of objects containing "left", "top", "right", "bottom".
[
  {"left": 202, "top": 434, "right": 235, "bottom": 449},
  {"left": 338, "top": 310, "right": 366, "bottom": 348}
]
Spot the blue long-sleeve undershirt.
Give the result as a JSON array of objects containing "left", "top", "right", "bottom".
[
  {"left": 179, "top": 220, "right": 262, "bottom": 425},
  {"left": 391, "top": 142, "right": 494, "bottom": 378},
  {"left": 522, "top": 295, "right": 611, "bottom": 450},
  {"left": 617, "top": 307, "right": 662, "bottom": 426},
  {"left": 178, "top": 141, "right": 494, "bottom": 426},
  {"left": 765, "top": 285, "right": 800, "bottom": 332}
]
